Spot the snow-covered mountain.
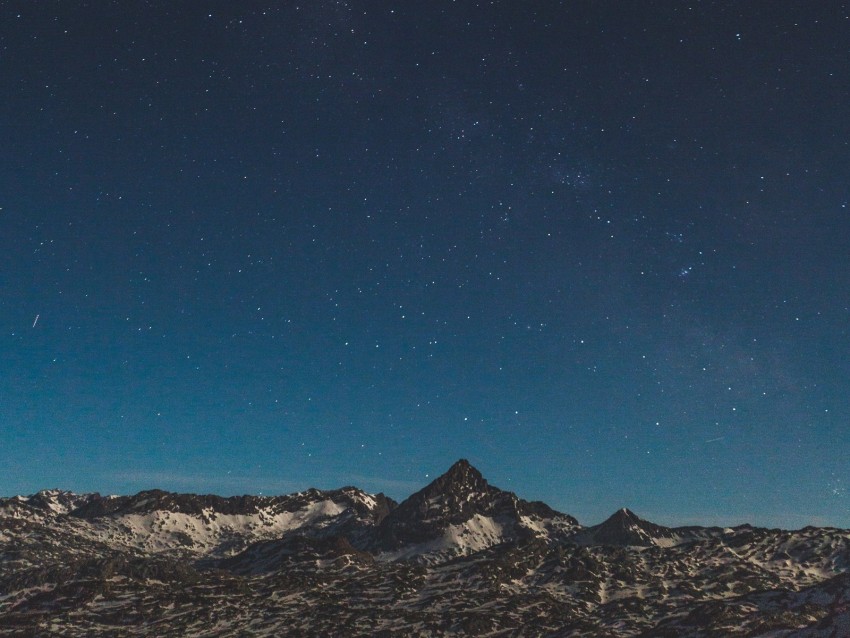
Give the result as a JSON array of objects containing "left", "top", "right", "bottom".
[
  {"left": 66, "top": 486, "right": 393, "bottom": 556},
  {"left": 2, "top": 460, "right": 849, "bottom": 636},
  {"left": 373, "top": 458, "right": 579, "bottom": 560},
  {"left": 569, "top": 507, "right": 730, "bottom": 548},
  {"left": 2, "top": 488, "right": 100, "bottom": 517}
]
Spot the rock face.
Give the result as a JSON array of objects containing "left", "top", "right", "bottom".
[
  {"left": 2, "top": 460, "right": 849, "bottom": 637},
  {"left": 573, "top": 507, "right": 677, "bottom": 547},
  {"left": 374, "top": 459, "right": 578, "bottom": 555}
]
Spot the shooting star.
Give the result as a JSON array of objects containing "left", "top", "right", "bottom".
[
  {"left": 705, "top": 436, "right": 725, "bottom": 443},
  {"left": 32, "top": 314, "right": 39, "bottom": 328}
]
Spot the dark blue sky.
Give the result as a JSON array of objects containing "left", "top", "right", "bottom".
[{"left": 2, "top": 1, "right": 848, "bottom": 528}]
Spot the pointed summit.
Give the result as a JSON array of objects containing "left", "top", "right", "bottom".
[
  {"left": 609, "top": 507, "right": 640, "bottom": 522},
  {"left": 374, "top": 459, "right": 505, "bottom": 550},
  {"left": 373, "top": 460, "right": 578, "bottom": 554},
  {"left": 600, "top": 507, "right": 645, "bottom": 528},
  {"left": 446, "top": 458, "right": 475, "bottom": 476},
  {"left": 419, "top": 459, "right": 489, "bottom": 499},
  {"left": 572, "top": 508, "right": 676, "bottom": 547}
]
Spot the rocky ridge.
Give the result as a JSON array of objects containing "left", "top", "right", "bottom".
[{"left": 1, "top": 460, "right": 849, "bottom": 636}]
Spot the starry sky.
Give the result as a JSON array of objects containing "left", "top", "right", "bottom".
[{"left": 2, "top": 1, "right": 849, "bottom": 529}]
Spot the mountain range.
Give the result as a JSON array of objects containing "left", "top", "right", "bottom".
[{"left": 2, "top": 459, "right": 848, "bottom": 636}]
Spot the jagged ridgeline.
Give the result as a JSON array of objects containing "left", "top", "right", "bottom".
[{"left": 2, "top": 460, "right": 849, "bottom": 636}]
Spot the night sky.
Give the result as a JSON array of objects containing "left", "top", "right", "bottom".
[{"left": 2, "top": 2, "right": 849, "bottom": 529}]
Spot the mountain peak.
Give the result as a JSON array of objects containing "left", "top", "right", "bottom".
[
  {"left": 374, "top": 460, "right": 503, "bottom": 550},
  {"left": 373, "top": 460, "right": 578, "bottom": 554},
  {"left": 25, "top": 489, "right": 96, "bottom": 515},
  {"left": 427, "top": 459, "right": 486, "bottom": 493},
  {"left": 447, "top": 458, "right": 474, "bottom": 474},
  {"left": 598, "top": 507, "right": 652, "bottom": 532},
  {"left": 572, "top": 508, "right": 675, "bottom": 547},
  {"left": 609, "top": 507, "right": 640, "bottom": 522},
  {"left": 399, "top": 459, "right": 491, "bottom": 509}
]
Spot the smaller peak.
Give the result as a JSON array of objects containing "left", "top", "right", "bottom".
[
  {"left": 595, "top": 508, "right": 647, "bottom": 531},
  {"left": 601, "top": 507, "right": 640, "bottom": 521},
  {"left": 35, "top": 488, "right": 74, "bottom": 498},
  {"left": 613, "top": 507, "right": 639, "bottom": 519},
  {"left": 26, "top": 489, "right": 91, "bottom": 515}
]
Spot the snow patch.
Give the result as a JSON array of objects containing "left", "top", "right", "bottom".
[
  {"left": 75, "top": 499, "right": 348, "bottom": 556},
  {"left": 379, "top": 514, "right": 506, "bottom": 561}
]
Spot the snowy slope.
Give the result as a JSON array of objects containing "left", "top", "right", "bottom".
[
  {"left": 373, "top": 459, "right": 579, "bottom": 560},
  {"left": 2, "top": 460, "right": 850, "bottom": 636}
]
